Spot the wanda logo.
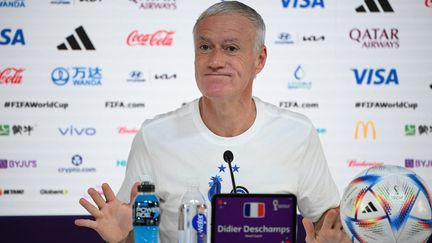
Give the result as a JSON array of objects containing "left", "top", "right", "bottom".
[
  {"left": 127, "top": 30, "right": 174, "bottom": 46},
  {"left": 0, "top": 68, "right": 24, "bottom": 84}
]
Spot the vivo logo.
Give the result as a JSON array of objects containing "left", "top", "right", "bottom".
[
  {"left": 352, "top": 68, "right": 399, "bottom": 85},
  {"left": 58, "top": 126, "right": 96, "bottom": 136}
]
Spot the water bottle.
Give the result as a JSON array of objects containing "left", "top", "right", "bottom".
[
  {"left": 178, "top": 181, "right": 207, "bottom": 243},
  {"left": 133, "top": 181, "right": 160, "bottom": 243}
]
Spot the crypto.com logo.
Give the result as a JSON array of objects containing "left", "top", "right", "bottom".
[{"left": 354, "top": 120, "right": 377, "bottom": 140}]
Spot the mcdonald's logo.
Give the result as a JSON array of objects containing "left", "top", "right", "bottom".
[{"left": 354, "top": 120, "right": 377, "bottom": 140}]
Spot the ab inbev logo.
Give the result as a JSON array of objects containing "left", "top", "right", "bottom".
[
  {"left": 57, "top": 26, "right": 95, "bottom": 51},
  {"left": 354, "top": 120, "right": 377, "bottom": 140},
  {"left": 355, "top": 0, "right": 394, "bottom": 12}
]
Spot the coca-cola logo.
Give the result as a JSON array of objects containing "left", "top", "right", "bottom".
[
  {"left": 127, "top": 30, "right": 174, "bottom": 46},
  {"left": 0, "top": 68, "right": 24, "bottom": 84},
  {"left": 118, "top": 127, "right": 139, "bottom": 134}
]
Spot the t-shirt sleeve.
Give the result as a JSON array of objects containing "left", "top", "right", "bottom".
[
  {"left": 297, "top": 126, "right": 340, "bottom": 222},
  {"left": 117, "top": 125, "right": 155, "bottom": 203}
]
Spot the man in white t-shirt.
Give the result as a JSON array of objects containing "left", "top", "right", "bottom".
[{"left": 75, "top": 1, "right": 350, "bottom": 243}]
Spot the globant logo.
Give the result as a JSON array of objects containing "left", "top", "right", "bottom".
[
  {"left": 349, "top": 28, "right": 399, "bottom": 48},
  {"left": 51, "top": 66, "right": 102, "bottom": 86},
  {"left": 0, "top": 67, "right": 24, "bottom": 84},
  {"left": 282, "top": 0, "right": 324, "bottom": 8},
  {"left": 352, "top": 68, "right": 399, "bottom": 85},
  {"left": 57, "top": 154, "right": 96, "bottom": 173},
  {"left": 348, "top": 159, "right": 384, "bottom": 168},
  {"left": 405, "top": 159, "right": 432, "bottom": 168},
  {"left": 130, "top": 0, "right": 176, "bottom": 10},
  {"left": 0, "top": 28, "right": 25, "bottom": 46},
  {"left": 288, "top": 65, "right": 312, "bottom": 89},
  {"left": 0, "top": 0, "right": 26, "bottom": 8},
  {"left": 0, "top": 159, "right": 37, "bottom": 169},
  {"left": 40, "top": 189, "right": 69, "bottom": 195},
  {"left": 127, "top": 30, "right": 175, "bottom": 46}
]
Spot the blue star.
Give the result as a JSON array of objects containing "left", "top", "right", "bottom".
[
  {"left": 218, "top": 164, "right": 226, "bottom": 173},
  {"left": 232, "top": 164, "right": 240, "bottom": 173}
]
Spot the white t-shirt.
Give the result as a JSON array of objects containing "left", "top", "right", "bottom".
[{"left": 117, "top": 97, "right": 340, "bottom": 242}]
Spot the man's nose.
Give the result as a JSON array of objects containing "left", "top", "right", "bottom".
[{"left": 208, "top": 48, "right": 225, "bottom": 69}]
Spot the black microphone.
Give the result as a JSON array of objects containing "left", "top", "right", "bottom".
[{"left": 223, "top": 150, "right": 237, "bottom": 194}]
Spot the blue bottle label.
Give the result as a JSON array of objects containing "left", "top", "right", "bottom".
[
  {"left": 133, "top": 200, "right": 160, "bottom": 226},
  {"left": 192, "top": 213, "right": 207, "bottom": 243}
]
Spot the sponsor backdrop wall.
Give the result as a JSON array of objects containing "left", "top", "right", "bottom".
[{"left": 1, "top": 0, "right": 432, "bottom": 241}]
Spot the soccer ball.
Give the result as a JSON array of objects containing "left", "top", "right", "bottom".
[{"left": 340, "top": 165, "right": 432, "bottom": 243}]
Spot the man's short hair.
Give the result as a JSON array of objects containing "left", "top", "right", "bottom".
[{"left": 193, "top": 1, "right": 266, "bottom": 53}]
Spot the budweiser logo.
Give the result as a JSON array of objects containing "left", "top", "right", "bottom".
[
  {"left": 348, "top": 160, "right": 384, "bottom": 168},
  {"left": 127, "top": 30, "right": 174, "bottom": 46},
  {"left": 0, "top": 68, "right": 24, "bottom": 84},
  {"left": 118, "top": 127, "right": 139, "bottom": 134}
]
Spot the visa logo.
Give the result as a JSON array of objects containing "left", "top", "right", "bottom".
[
  {"left": 58, "top": 126, "right": 96, "bottom": 136},
  {"left": 0, "top": 28, "right": 25, "bottom": 45},
  {"left": 243, "top": 202, "right": 265, "bottom": 218},
  {"left": 282, "top": 0, "right": 324, "bottom": 8},
  {"left": 352, "top": 68, "right": 399, "bottom": 85}
]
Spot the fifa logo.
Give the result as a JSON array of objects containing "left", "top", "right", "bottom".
[{"left": 354, "top": 121, "right": 377, "bottom": 140}]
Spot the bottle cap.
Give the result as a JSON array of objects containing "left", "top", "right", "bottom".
[{"left": 138, "top": 181, "right": 155, "bottom": 192}]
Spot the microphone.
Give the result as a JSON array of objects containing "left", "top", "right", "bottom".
[{"left": 223, "top": 150, "right": 237, "bottom": 194}]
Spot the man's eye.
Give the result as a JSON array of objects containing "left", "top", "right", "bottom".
[
  {"left": 199, "top": 44, "right": 210, "bottom": 51},
  {"left": 226, "top": 46, "right": 238, "bottom": 53}
]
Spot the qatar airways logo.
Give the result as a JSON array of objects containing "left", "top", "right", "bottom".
[
  {"left": 349, "top": 28, "right": 399, "bottom": 48},
  {"left": 0, "top": 67, "right": 24, "bottom": 84},
  {"left": 126, "top": 30, "right": 174, "bottom": 47}
]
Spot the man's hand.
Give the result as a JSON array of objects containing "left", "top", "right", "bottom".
[
  {"left": 74, "top": 182, "right": 139, "bottom": 243},
  {"left": 302, "top": 208, "right": 351, "bottom": 243}
]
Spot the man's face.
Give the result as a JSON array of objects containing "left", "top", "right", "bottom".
[{"left": 194, "top": 14, "right": 266, "bottom": 100}]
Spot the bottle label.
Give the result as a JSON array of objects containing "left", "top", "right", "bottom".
[
  {"left": 192, "top": 213, "right": 207, "bottom": 243},
  {"left": 133, "top": 200, "right": 160, "bottom": 226}
]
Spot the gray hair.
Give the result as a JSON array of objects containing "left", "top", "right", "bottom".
[{"left": 193, "top": 1, "right": 266, "bottom": 53}]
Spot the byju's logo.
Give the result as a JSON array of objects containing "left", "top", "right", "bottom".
[
  {"left": 0, "top": 28, "right": 25, "bottom": 46},
  {"left": 57, "top": 26, "right": 95, "bottom": 50},
  {"left": 0, "top": 68, "right": 24, "bottom": 84},
  {"left": 0, "top": 0, "right": 26, "bottom": 8},
  {"left": 349, "top": 28, "right": 399, "bottom": 48},
  {"left": 288, "top": 65, "right": 312, "bottom": 89},
  {"left": 354, "top": 120, "right": 377, "bottom": 140},
  {"left": 282, "top": 0, "right": 324, "bottom": 8},
  {"left": 405, "top": 159, "right": 432, "bottom": 168},
  {"left": 0, "top": 159, "right": 37, "bottom": 169},
  {"left": 51, "top": 66, "right": 102, "bottom": 86},
  {"left": 58, "top": 126, "right": 96, "bottom": 136},
  {"left": 127, "top": 70, "right": 146, "bottom": 82},
  {"left": 352, "top": 68, "right": 399, "bottom": 85},
  {"left": 356, "top": 0, "right": 394, "bottom": 12}
]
